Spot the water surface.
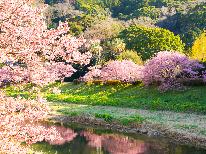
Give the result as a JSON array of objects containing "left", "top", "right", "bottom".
[{"left": 32, "top": 124, "right": 206, "bottom": 154}]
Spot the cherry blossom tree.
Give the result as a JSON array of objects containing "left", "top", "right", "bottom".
[
  {"left": 0, "top": 0, "right": 90, "bottom": 153},
  {"left": 0, "top": 92, "right": 77, "bottom": 153},
  {"left": 0, "top": 0, "right": 91, "bottom": 86},
  {"left": 143, "top": 51, "right": 204, "bottom": 91},
  {"left": 82, "top": 60, "right": 144, "bottom": 83}
]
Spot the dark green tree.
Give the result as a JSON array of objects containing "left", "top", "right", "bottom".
[{"left": 177, "top": 3, "right": 206, "bottom": 48}]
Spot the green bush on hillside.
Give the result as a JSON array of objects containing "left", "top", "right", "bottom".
[
  {"left": 119, "top": 25, "right": 185, "bottom": 60},
  {"left": 117, "top": 50, "right": 143, "bottom": 65},
  {"left": 191, "top": 31, "right": 206, "bottom": 62}
]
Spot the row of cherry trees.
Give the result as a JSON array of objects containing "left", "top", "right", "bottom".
[
  {"left": 1, "top": 0, "right": 205, "bottom": 91},
  {"left": 83, "top": 51, "right": 205, "bottom": 91}
]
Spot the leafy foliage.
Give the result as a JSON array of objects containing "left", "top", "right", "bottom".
[
  {"left": 111, "top": 0, "right": 148, "bottom": 20},
  {"left": 44, "top": 2, "right": 82, "bottom": 29},
  {"left": 108, "top": 0, "right": 194, "bottom": 19},
  {"left": 88, "top": 38, "right": 126, "bottom": 66},
  {"left": 67, "top": 0, "right": 109, "bottom": 35},
  {"left": 43, "top": 0, "right": 205, "bottom": 48},
  {"left": 117, "top": 50, "right": 143, "bottom": 65},
  {"left": 177, "top": 2, "right": 206, "bottom": 47},
  {"left": 104, "top": 38, "right": 126, "bottom": 53},
  {"left": 191, "top": 32, "right": 206, "bottom": 62},
  {"left": 83, "top": 18, "right": 124, "bottom": 40},
  {"left": 119, "top": 26, "right": 185, "bottom": 60},
  {"left": 134, "top": 6, "right": 161, "bottom": 20}
]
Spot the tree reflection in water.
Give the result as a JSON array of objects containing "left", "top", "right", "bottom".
[
  {"left": 82, "top": 131, "right": 146, "bottom": 154},
  {"left": 45, "top": 126, "right": 77, "bottom": 145},
  {"left": 32, "top": 125, "right": 206, "bottom": 154},
  {"left": 39, "top": 125, "right": 148, "bottom": 153}
]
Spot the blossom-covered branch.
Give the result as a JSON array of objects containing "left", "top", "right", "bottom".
[{"left": 0, "top": 0, "right": 92, "bottom": 85}]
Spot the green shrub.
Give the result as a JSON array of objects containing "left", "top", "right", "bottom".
[
  {"left": 117, "top": 50, "right": 143, "bottom": 65},
  {"left": 104, "top": 38, "right": 126, "bottom": 53},
  {"left": 120, "top": 115, "right": 145, "bottom": 125},
  {"left": 119, "top": 26, "right": 185, "bottom": 60},
  {"left": 191, "top": 31, "right": 206, "bottom": 62},
  {"left": 95, "top": 113, "right": 113, "bottom": 122}
]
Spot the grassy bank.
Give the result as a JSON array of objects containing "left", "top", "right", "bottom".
[
  {"left": 48, "top": 102, "right": 206, "bottom": 136},
  {"left": 47, "top": 103, "right": 206, "bottom": 148},
  {"left": 4, "top": 82, "right": 206, "bottom": 114}
]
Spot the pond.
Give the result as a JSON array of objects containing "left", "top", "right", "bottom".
[{"left": 32, "top": 124, "right": 206, "bottom": 154}]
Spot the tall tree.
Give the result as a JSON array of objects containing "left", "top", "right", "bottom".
[{"left": 0, "top": 0, "right": 91, "bottom": 85}]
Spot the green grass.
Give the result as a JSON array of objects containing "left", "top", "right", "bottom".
[
  {"left": 119, "top": 115, "right": 145, "bottom": 125},
  {"left": 95, "top": 113, "right": 113, "bottom": 122},
  {"left": 50, "top": 103, "right": 147, "bottom": 126},
  {"left": 4, "top": 82, "right": 206, "bottom": 114}
]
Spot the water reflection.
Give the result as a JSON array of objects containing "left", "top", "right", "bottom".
[
  {"left": 82, "top": 131, "right": 146, "bottom": 154},
  {"left": 46, "top": 126, "right": 77, "bottom": 145},
  {"left": 32, "top": 125, "right": 206, "bottom": 154}
]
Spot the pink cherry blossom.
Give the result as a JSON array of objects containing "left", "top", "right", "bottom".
[
  {"left": 143, "top": 51, "right": 204, "bottom": 91},
  {"left": 0, "top": 0, "right": 92, "bottom": 86},
  {"left": 83, "top": 60, "right": 144, "bottom": 83},
  {"left": 0, "top": 91, "right": 77, "bottom": 153}
]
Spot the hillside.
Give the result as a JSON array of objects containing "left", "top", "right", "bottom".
[{"left": 39, "top": 0, "right": 206, "bottom": 49}]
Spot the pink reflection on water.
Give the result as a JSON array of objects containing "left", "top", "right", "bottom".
[
  {"left": 45, "top": 125, "right": 77, "bottom": 145},
  {"left": 82, "top": 131, "right": 146, "bottom": 154},
  {"left": 82, "top": 131, "right": 103, "bottom": 148}
]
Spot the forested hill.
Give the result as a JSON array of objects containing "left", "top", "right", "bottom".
[{"left": 37, "top": 0, "right": 206, "bottom": 50}]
